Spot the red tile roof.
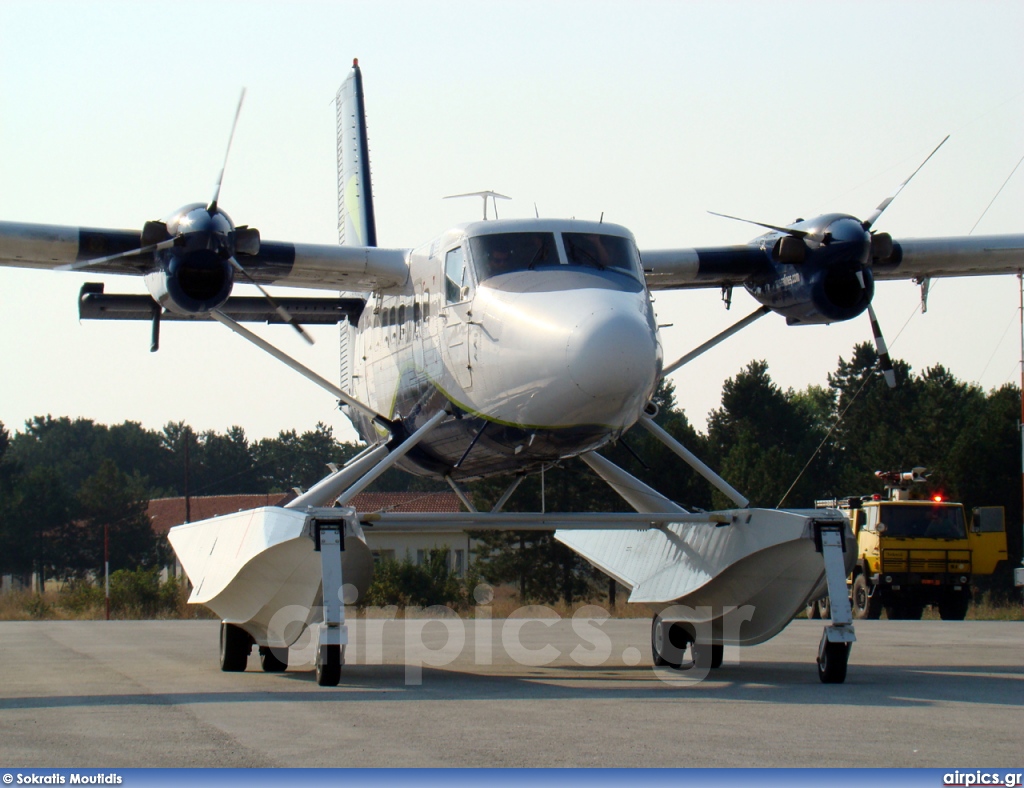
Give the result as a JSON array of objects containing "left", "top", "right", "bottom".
[{"left": 148, "top": 491, "right": 462, "bottom": 534}]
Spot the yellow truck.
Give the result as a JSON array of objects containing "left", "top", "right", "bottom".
[{"left": 811, "top": 468, "right": 1008, "bottom": 620}]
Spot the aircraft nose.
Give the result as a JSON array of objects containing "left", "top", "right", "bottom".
[{"left": 567, "top": 308, "right": 658, "bottom": 399}]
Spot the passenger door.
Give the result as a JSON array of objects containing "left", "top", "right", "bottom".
[{"left": 442, "top": 246, "right": 474, "bottom": 390}]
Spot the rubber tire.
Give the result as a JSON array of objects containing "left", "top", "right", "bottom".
[
  {"left": 852, "top": 575, "right": 881, "bottom": 620},
  {"left": 817, "top": 640, "right": 850, "bottom": 684},
  {"left": 219, "top": 622, "right": 251, "bottom": 672},
  {"left": 651, "top": 616, "right": 690, "bottom": 670},
  {"left": 903, "top": 602, "right": 924, "bottom": 620},
  {"left": 259, "top": 646, "right": 288, "bottom": 672},
  {"left": 316, "top": 644, "right": 342, "bottom": 687},
  {"left": 817, "top": 596, "right": 831, "bottom": 621},
  {"left": 651, "top": 616, "right": 669, "bottom": 667},
  {"left": 806, "top": 600, "right": 821, "bottom": 619},
  {"left": 939, "top": 590, "right": 970, "bottom": 621},
  {"left": 693, "top": 641, "right": 724, "bottom": 670}
]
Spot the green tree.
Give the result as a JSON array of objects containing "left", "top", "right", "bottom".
[
  {"left": 59, "top": 460, "right": 159, "bottom": 578},
  {"left": 706, "top": 360, "right": 820, "bottom": 507}
]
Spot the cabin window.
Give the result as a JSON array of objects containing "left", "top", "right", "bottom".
[
  {"left": 470, "top": 232, "right": 558, "bottom": 280},
  {"left": 562, "top": 232, "right": 640, "bottom": 278},
  {"left": 398, "top": 304, "right": 406, "bottom": 339},
  {"left": 445, "top": 246, "right": 470, "bottom": 302}
]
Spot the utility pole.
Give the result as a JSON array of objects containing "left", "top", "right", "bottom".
[
  {"left": 104, "top": 522, "right": 110, "bottom": 621},
  {"left": 183, "top": 434, "right": 192, "bottom": 525},
  {"left": 1017, "top": 273, "right": 1024, "bottom": 596}
]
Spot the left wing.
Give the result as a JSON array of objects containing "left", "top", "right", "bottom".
[{"left": 0, "top": 219, "right": 410, "bottom": 292}]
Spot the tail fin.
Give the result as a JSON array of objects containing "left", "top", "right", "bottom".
[{"left": 336, "top": 59, "right": 377, "bottom": 247}]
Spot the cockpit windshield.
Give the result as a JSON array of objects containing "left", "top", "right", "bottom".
[
  {"left": 562, "top": 232, "right": 639, "bottom": 277},
  {"left": 470, "top": 231, "right": 640, "bottom": 282},
  {"left": 470, "top": 233, "right": 558, "bottom": 280}
]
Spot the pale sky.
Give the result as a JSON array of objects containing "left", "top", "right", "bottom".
[{"left": 1, "top": 0, "right": 1022, "bottom": 444}]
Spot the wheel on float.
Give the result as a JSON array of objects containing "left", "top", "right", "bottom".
[
  {"left": 692, "top": 641, "right": 724, "bottom": 670},
  {"left": 316, "top": 644, "right": 342, "bottom": 686},
  {"left": 259, "top": 646, "right": 288, "bottom": 672},
  {"left": 219, "top": 622, "right": 251, "bottom": 672},
  {"left": 651, "top": 615, "right": 690, "bottom": 670},
  {"left": 817, "top": 640, "right": 850, "bottom": 684}
]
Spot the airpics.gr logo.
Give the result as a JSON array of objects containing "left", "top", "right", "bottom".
[{"left": 943, "top": 772, "right": 1023, "bottom": 787}]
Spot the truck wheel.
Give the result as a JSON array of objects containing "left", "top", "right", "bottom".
[
  {"left": 818, "top": 596, "right": 831, "bottom": 620},
  {"left": 806, "top": 599, "right": 821, "bottom": 619},
  {"left": 939, "top": 589, "right": 970, "bottom": 620},
  {"left": 852, "top": 575, "right": 881, "bottom": 620}
]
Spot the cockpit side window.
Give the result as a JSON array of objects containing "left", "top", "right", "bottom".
[
  {"left": 562, "top": 233, "right": 639, "bottom": 278},
  {"left": 470, "top": 232, "right": 558, "bottom": 281},
  {"left": 445, "top": 246, "right": 470, "bottom": 303}
]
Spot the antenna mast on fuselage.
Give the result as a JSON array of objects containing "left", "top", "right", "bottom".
[{"left": 444, "top": 190, "right": 511, "bottom": 220}]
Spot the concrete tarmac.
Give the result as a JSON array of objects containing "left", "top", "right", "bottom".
[{"left": 0, "top": 618, "right": 1021, "bottom": 768}]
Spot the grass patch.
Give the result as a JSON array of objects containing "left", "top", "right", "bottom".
[{"left": 0, "top": 570, "right": 216, "bottom": 621}]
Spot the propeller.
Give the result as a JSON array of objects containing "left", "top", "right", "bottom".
[
  {"left": 862, "top": 135, "right": 948, "bottom": 231},
  {"left": 226, "top": 256, "right": 314, "bottom": 344},
  {"left": 706, "top": 211, "right": 810, "bottom": 240},
  {"left": 857, "top": 270, "right": 896, "bottom": 388},
  {"left": 56, "top": 237, "right": 177, "bottom": 272},
  {"left": 210, "top": 89, "right": 247, "bottom": 214},
  {"left": 854, "top": 137, "right": 949, "bottom": 389},
  {"left": 57, "top": 89, "right": 314, "bottom": 346}
]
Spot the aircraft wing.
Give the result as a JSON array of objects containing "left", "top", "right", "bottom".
[
  {"left": 641, "top": 234, "right": 1024, "bottom": 291},
  {"left": 0, "top": 219, "right": 410, "bottom": 292}
]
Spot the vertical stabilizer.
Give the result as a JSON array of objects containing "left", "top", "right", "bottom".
[{"left": 336, "top": 59, "right": 377, "bottom": 247}]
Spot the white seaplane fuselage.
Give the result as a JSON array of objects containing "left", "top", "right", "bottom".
[{"left": 346, "top": 218, "right": 663, "bottom": 481}]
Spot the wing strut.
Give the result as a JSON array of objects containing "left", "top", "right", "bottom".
[
  {"left": 210, "top": 310, "right": 391, "bottom": 431},
  {"left": 662, "top": 306, "right": 771, "bottom": 377}
]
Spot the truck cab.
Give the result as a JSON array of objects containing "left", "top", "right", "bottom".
[{"left": 815, "top": 468, "right": 1008, "bottom": 620}]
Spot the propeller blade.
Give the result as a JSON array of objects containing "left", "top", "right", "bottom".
[
  {"left": 707, "top": 211, "right": 809, "bottom": 239},
  {"left": 56, "top": 238, "right": 176, "bottom": 272},
  {"left": 862, "top": 135, "right": 949, "bottom": 230},
  {"left": 209, "top": 88, "right": 247, "bottom": 213},
  {"left": 228, "top": 257, "right": 315, "bottom": 345},
  {"left": 867, "top": 304, "right": 896, "bottom": 388}
]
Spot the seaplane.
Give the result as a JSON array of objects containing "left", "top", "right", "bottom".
[{"left": 2, "top": 61, "right": 1022, "bottom": 686}]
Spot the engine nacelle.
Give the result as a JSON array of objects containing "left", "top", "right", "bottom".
[
  {"left": 144, "top": 249, "right": 234, "bottom": 315},
  {"left": 745, "top": 262, "right": 874, "bottom": 325},
  {"left": 744, "top": 214, "right": 876, "bottom": 325}
]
